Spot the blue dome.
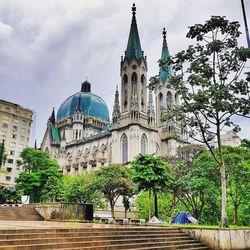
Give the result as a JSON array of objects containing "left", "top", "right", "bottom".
[{"left": 57, "top": 91, "right": 110, "bottom": 122}]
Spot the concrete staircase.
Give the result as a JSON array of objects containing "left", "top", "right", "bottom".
[
  {"left": 0, "top": 227, "right": 210, "bottom": 249},
  {"left": 0, "top": 206, "right": 44, "bottom": 221}
]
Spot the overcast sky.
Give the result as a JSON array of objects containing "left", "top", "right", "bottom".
[{"left": 0, "top": 0, "right": 249, "bottom": 146}]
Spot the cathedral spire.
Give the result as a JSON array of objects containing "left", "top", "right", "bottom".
[
  {"left": 112, "top": 85, "right": 121, "bottom": 126},
  {"left": 125, "top": 3, "right": 143, "bottom": 63},
  {"left": 160, "top": 28, "right": 173, "bottom": 84},
  {"left": 49, "top": 107, "right": 56, "bottom": 124},
  {"left": 147, "top": 90, "right": 155, "bottom": 127}
]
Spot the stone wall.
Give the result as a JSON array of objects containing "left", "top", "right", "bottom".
[
  {"left": 183, "top": 228, "right": 250, "bottom": 250},
  {"left": 32, "top": 203, "right": 93, "bottom": 221}
]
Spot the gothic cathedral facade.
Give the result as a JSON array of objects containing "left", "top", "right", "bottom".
[{"left": 41, "top": 4, "right": 187, "bottom": 175}]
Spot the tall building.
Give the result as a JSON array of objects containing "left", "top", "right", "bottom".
[
  {"left": 41, "top": 4, "right": 187, "bottom": 174},
  {"left": 0, "top": 99, "right": 33, "bottom": 187}
]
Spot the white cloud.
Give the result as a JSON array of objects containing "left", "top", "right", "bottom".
[{"left": 0, "top": 0, "right": 249, "bottom": 145}]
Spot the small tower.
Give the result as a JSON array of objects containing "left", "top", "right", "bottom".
[
  {"left": 48, "top": 108, "right": 60, "bottom": 145},
  {"left": 147, "top": 89, "right": 155, "bottom": 127},
  {"left": 120, "top": 3, "right": 148, "bottom": 126},
  {"left": 72, "top": 93, "right": 84, "bottom": 141},
  {"left": 155, "top": 28, "right": 177, "bottom": 130},
  {"left": 112, "top": 85, "right": 121, "bottom": 126}
]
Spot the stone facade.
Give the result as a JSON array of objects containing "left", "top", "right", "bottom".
[{"left": 41, "top": 4, "right": 188, "bottom": 174}]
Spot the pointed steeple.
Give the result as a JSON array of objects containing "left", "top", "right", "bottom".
[
  {"left": 49, "top": 107, "right": 56, "bottom": 124},
  {"left": 159, "top": 28, "right": 173, "bottom": 84},
  {"left": 125, "top": 3, "right": 143, "bottom": 63},
  {"left": 147, "top": 90, "right": 155, "bottom": 127},
  {"left": 112, "top": 85, "right": 121, "bottom": 126}
]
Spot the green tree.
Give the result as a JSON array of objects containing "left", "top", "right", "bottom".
[
  {"left": 15, "top": 148, "right": 62, "bottom": 202},
  {"left": 195, "top": 146, "right": 250, "bottom": 225},
  {"left": 62, "top": 173, "right": 104, "bottom": 208},
  {"left": 130, "top": 154, "right": 173, "bottom": 219},
  {"left": 241, "top": 138, "right": 250, "bottom": 149},
  {"left": 150, "top": 16, "right": 250, "bottom": 227},
  {"left": 94, "top": 164, "right": 133, "bottom": 218}
]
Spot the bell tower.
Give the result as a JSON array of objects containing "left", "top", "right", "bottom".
[{"left": 120, "top": 3, "right": 148, "bottom": 127}]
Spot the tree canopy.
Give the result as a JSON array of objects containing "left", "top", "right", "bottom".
[
  {"left": 15, "top": 148, "right": 63, "bottom": 203},
  {"left": 150, "top": 16, "right": 250, "bottom": 227},
  {"left": 130, "top": 154, "right": 173, "bottom": 218},
  {"left": 94, "top": 164, "right": 133, "bottom": 218}
]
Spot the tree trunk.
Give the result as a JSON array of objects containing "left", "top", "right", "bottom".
[
  {"left": 233, "top": 203, "right": 238, "bottom": 225},
  {"left": 125, "top": 208, "right": 127, "bottom": 219},
  {"left": 154, "top": 192, "right": 158, "bottom": 219},
  {"left": 148, "top": 190, "right": 151, "bottom": 220},
  {"left": 216, "top": 124, "right": 228, "bottom": 228},
  {"left": 168, "top": 195, "right": 177, "bottom": 224},
  {"left": 110, "top": 201, "right": 115, "bottom": 218}
]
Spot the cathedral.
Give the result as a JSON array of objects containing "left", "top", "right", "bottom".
[{"left": 41, "top": 4, "right": 188, "bottom": 175}]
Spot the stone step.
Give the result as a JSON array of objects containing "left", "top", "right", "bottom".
[
  {"left": 0, "top": 227, "right": 182, "bottom": 234},
  {"left": 0, "top": 235, "right": 192, "bottom": 246},
  {"left": 0, "top": 207, "right": 43, "bottom": 221},
  {"left": 0, "top": 231, "right": 188, "bottom": 240},
  {"left": 0, "top": 239, "right": 206, "bottom": 250}
]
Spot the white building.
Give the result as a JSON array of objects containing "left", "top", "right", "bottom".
[{"left": 41, "top": 4, "right": 187, "bottom": 174}]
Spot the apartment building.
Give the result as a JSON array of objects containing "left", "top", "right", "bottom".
[{"left": 0, "top": 99, "right": 33, "bottom": 187}]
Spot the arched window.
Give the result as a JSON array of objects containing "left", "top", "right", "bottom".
[
  {"left": 79, "top": 130, "right": 81, "bottom": 139},
  {"left": 159, "top": 93, "right": 163, "bottom": 108},
  {"left": 141, "top": 134, "right": 147, "bottom": 154},
  {"left": 121, "top": 134, "right": 128, "bottom": 163},
  {"left": 123, "top": 75, "right": 128, "bottom": 111},
  {"left": 141, "top": 75, "right": 145, "bottom": 111},
  {"left": 166, "top": 91, "right": 172, "bottom": 109},
  {"left": 131, "top": 73, "right": 137, "bottom": 95},
  {"left": 155, "top": 143, "right": 160, "bottom": 156},
  {"left": 75, "top": 129, "right": 78, "bottom": 140}
]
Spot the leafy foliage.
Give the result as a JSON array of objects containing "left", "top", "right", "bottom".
[
  {"left": 94, "top": 164, "right": 133, "bottom": 218},
  {"left": 15, "top": 148, "right": 62, "bottom": 203},
  {"left": 131, "top": 154, "right": 173, "bottom": 218},
  {"left": 150, "top": 16, "right": 250, "bottom": 227},
  {"left": 61, "top": 173, "right": 105, "bottom": 209}
]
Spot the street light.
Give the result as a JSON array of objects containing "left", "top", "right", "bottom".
[{"left": 0, "top": 139, "right": 5, "bottom": 167}]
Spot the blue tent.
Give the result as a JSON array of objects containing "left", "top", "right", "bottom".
[{"left": 172, "top": 212, "right": 198, "bottom": 224}]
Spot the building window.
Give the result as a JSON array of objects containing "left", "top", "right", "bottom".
[
  {"left": 156, "top": 143, "right": 160, "bottom": 155},
  {"left": 7, "top": 167, "right": 12, "bottom": 172},
  {"left": 2, "top": 123, "right": 8, "bottom": 128},
  {"left": 10, "top": 150, "right": 15, "bottom": 155},
  {"left": 1, "top": 131, "right": 7, "bottom": 138},
  {"left": 123, "top": 75, "right": 128, "bottom": 112},
  {"left": 8, "top": 159, "right": 14, "bottom": 164},
  {"left": 166, "top": 91, "right": 172, "bottom": 109},
  {"left": 5, "top": 107, "right": 10, "bottom": 112},
  {"left": 5, "top": 176, "right": 11, "bottom": 181},
  {"left": 141, "top": 134, "right": 147, "bottom": 154},
  {"left": 121, "top": 134, "right": 128, "bottom": 163},
  {"left": 12, "top": 134, "right": 17, "bottom": 139}
]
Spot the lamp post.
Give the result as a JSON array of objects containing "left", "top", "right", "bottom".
[
  {"left": 241, "top": 0, "right": 250, "bottom": 48},
  {"left": 0, "top": 139, "right": 5, "bottom": 168}
]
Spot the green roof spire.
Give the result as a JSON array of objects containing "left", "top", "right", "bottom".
[
  {"left": 125, "top": 3, "right": 143, "bottom": 63},
  {"left": 160, "top": 27, "right": 173, "bottom": 84}
]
